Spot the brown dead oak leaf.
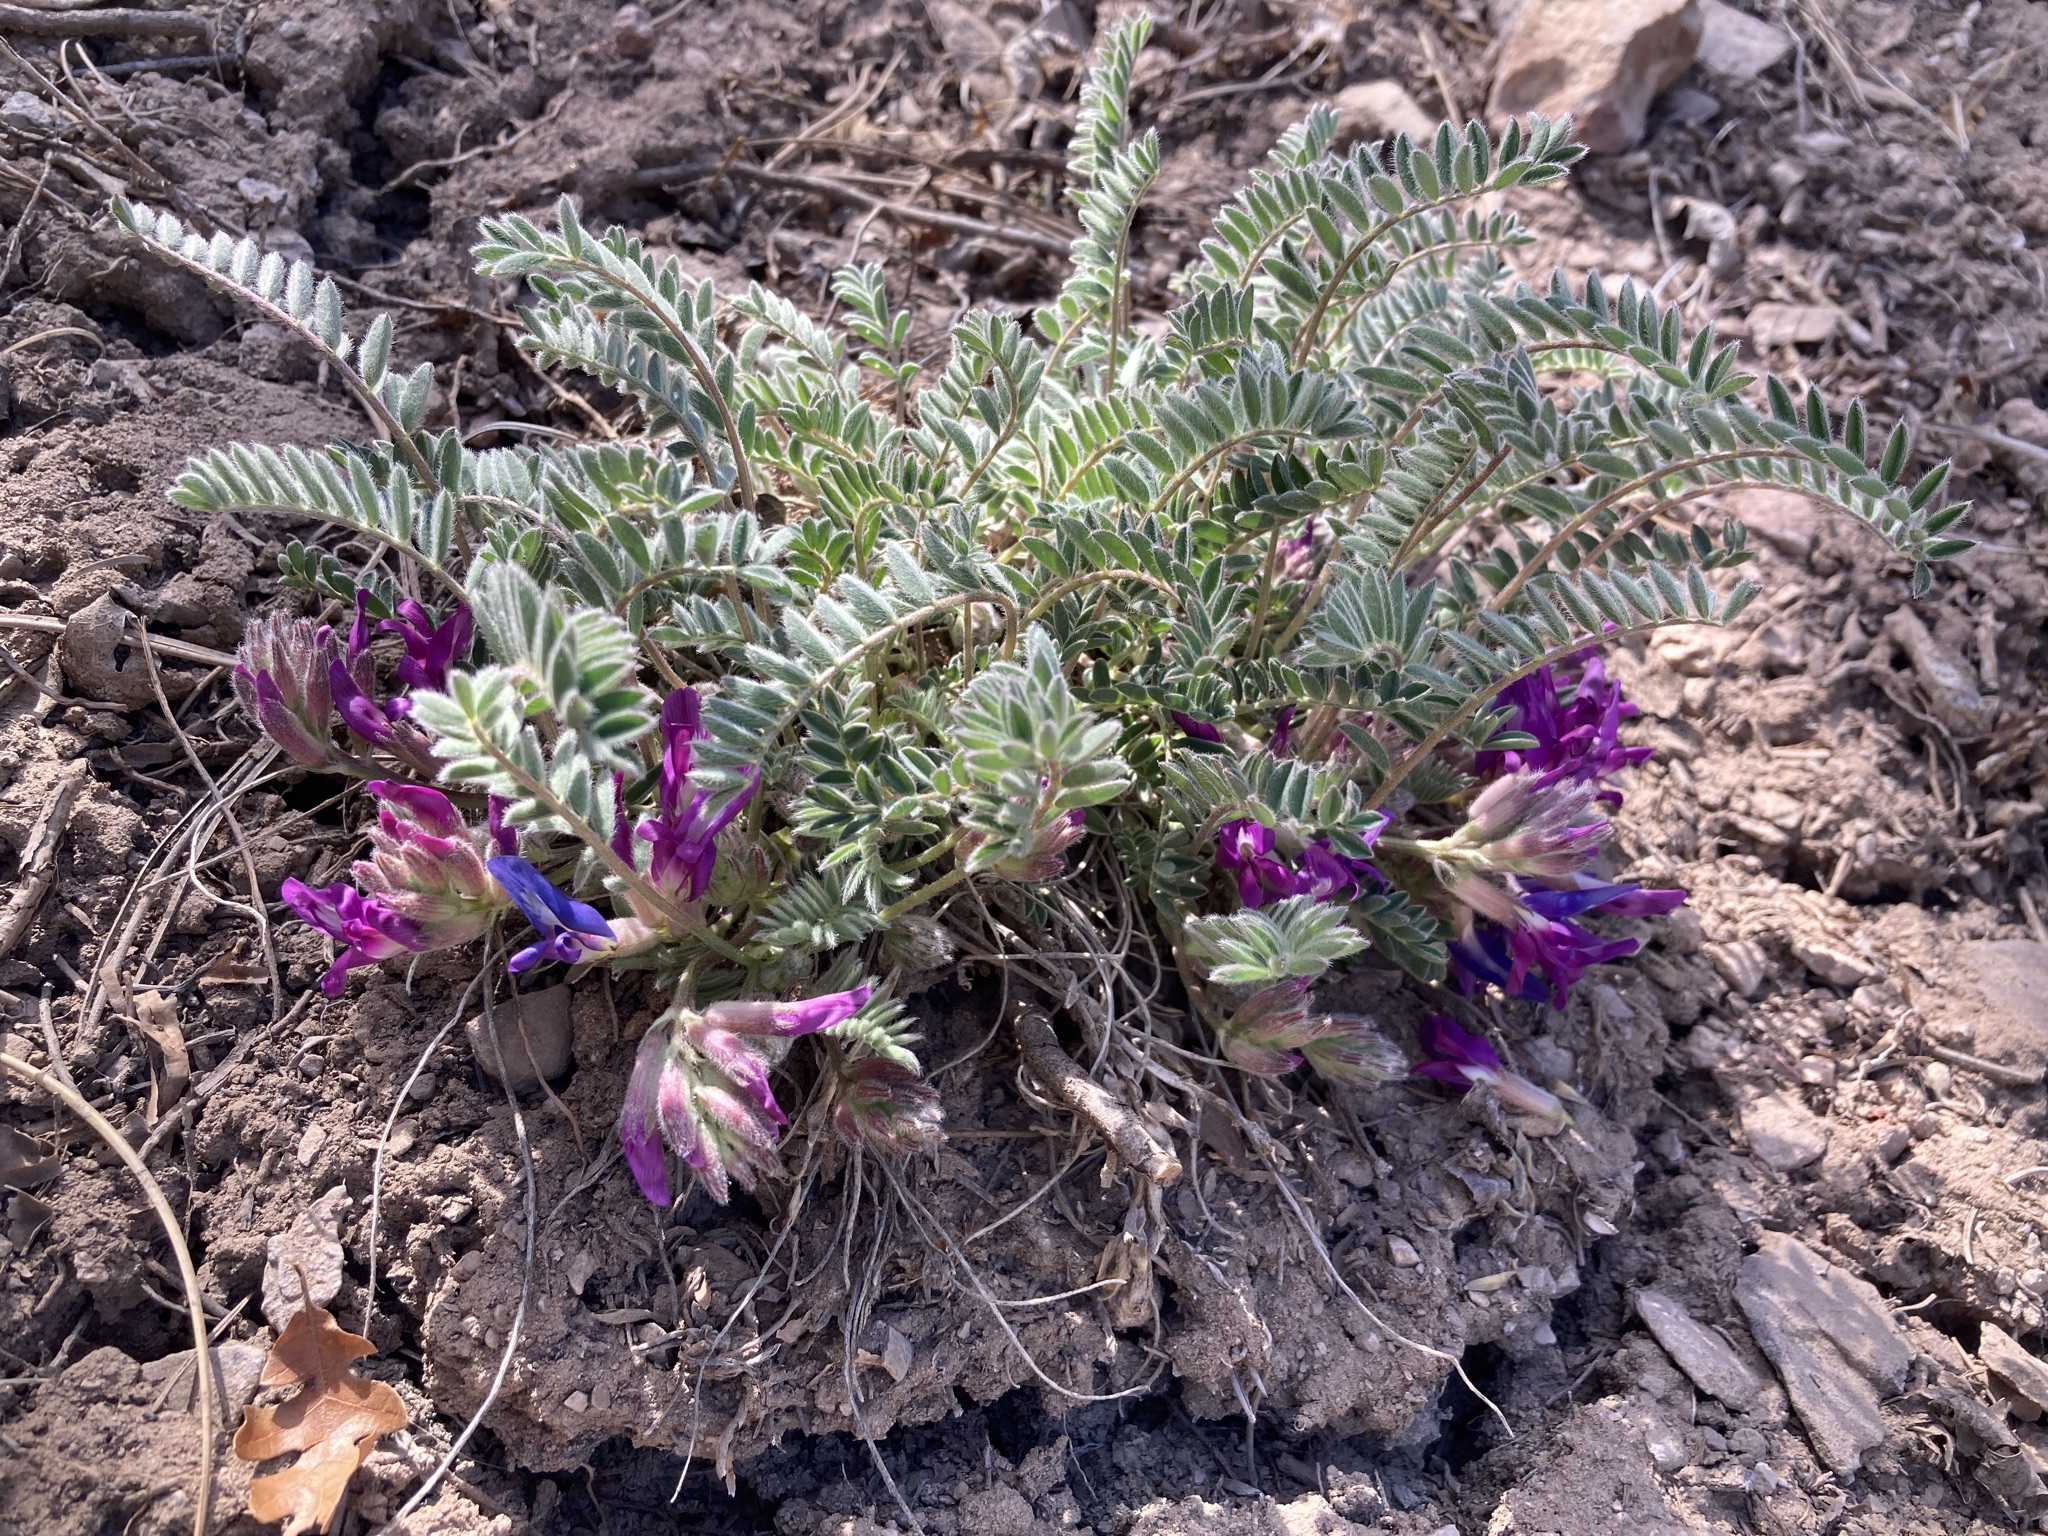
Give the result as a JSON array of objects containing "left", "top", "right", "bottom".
[{"left": 233, "top": 1304, "right": 407, "bottom": 1534}]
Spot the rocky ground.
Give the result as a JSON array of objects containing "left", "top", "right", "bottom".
[{"left": 2, "top": 0, "right": 2048, "bottom": 1533}]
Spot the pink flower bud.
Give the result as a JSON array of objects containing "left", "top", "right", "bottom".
[
  {"left": 353, "top": 782, "right": 506, "bottom": 946},
  {"left": 232, "top": 617, "right": 341, "bottom": 768},
  {"left": 833, "top": 1057, "right": 944, "bottom": 1156}
]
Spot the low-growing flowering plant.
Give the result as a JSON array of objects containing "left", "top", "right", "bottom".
[{"left": 120, "top": 18, "right": 1969, "bottom": 1209}]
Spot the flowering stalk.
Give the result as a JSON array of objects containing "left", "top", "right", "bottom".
[
  {"left": 233, "top": 616, "right": 353, "bottom": 771},
  {"left": 282, "top": 782, "right": 514, "bottom": 995},
  {"left": 1411, "top": 1013, "right": 1567, "bottom": 1123},
  {"left": 1383, "top": 770, "right": 1683, "bottom": 1005},
  {"left": 832, "top": 1055, "right": 945, "bottom": 1155},
  {"left": 1215, "top": 980, "right": 1404, "bottom": 1084},
  {"left": 619, "top": 984, "right": 875, "bottom": 1205}
]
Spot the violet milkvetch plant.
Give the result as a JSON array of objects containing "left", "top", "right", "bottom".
[{"left": 119, "top": 14, "right": 1970, "bottom": 1209}]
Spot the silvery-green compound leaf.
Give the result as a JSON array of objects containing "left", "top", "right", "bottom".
[{"left": 114, "top": 44, "right": 1974, "bottom": 1152}]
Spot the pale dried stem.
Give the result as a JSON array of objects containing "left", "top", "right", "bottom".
[
  {"left": 0, "top": 759, "right": 87, "bottom": 959},
  {"left": 0, "top": 1050, "right": 215, "bottom": 1536}
]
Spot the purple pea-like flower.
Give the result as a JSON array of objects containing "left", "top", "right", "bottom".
[
  {"left": 1412, "top": 1012, "right": 1565, "bottom": 1120},
  {"left": 1297, "top": 837, "right": 1384, "bottom": 903},
  {"left": 1476, "top": 655, "right": 1653, "bottom": 801},
  {"left": 1449, "top": 915, "right": 1637, "bottom": 1007},
  {"left": 380, "top": 600, "right": 474, "bottom": 693},
  {"left": 1518, "top": 878, "right": 1687, "bottom": 922},
  {"left": 636, "top": 688, "right": 757, "bottom": 901},
  {"left": 487, "top": 855, "right": 617, "bottom": 973},
  {"left": 280, "top": 876, "right": 423, "bottom": 996},
  {"left": 620, "top": 1025, "right": 673, "bottom": 1206},
  {"left": 1169, "top": 709, "right": 1224, "bottom": 744},
  {"left": 487, "top": 796, "right": 518, "bottom": 856},
  {"left": 329, "top": 659, "right": 395, "bottom": 745},
  {"left": 1447, "top": 876, "right": 1685, "bottom": 1005},
  {"left": 1270, "top": 705, "right": 1295, "bottom": 756},
  {"left": 701, "top": 983, "right": 874, "bottom": 1039},
  {"left": 1216, "top": 819, "right": 1299, "bottom": 908},
  {"left": 1278, "top": 519, "right": 1317, "bottom": 580}
]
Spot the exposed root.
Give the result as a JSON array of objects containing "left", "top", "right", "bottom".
[
  {"left": 1225, "top": 1088, "right": 1515, "bottom": 1441},
  {"left": 0, "top": 1049, "right": 215, "bottom": 1536},
  {"left": 1012, "top": 1003, "right": 1182, "bottom": 1187},
  {"left": 879, "top": 1158, "right": 1167, "bottom": 1406}
]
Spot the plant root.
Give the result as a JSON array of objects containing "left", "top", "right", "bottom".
[{"left": 1012, "top": 1003, "right": 1182, "bottom": 1187}]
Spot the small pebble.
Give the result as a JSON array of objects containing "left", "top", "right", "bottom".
[
  {"left": 1875, "top": 1126, "right": 1911, "bottom": 1164},
  {"left": 407, "top": 1073, "right": 437, "bottom": 1103},
  {"left": 1797, "top": 1055, "right": 1836, "bottom": 1088},
  {"left": 1910, "top": 1112, "right": 1942, "bottom": 1141},
  {"left": 563, "top": 1390, "right": 589, "bottom": 1413},
  {"left": 1387, "top": 1236, "right": 1421, "bottom": 1267},
  {"left": 295, "top": 1123, "right": 329, "bottom": 1167},
  {"left": 1644, "top": 1422, "right": 1689, "bottom": 1473}
]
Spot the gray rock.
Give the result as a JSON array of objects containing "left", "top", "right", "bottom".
[
  {"left": 1792, "top": 937, "right": 1880, "bottom": 989},
  {"left": 1979, "top": 1323, "right": 2048, "bottom": 1420},
  {"left": 1490, "top": 0, "right": 1702, "bottom": 155},
  {"left": 1633, "top": 1289, "right": 1764, "bottom": 1411},
  {"left": 262, "top": 1183, "right": 350, "bottom": 1331},
  {"left": 1741, "top": 1091, "right": 1828, "bottom": 1172},
  {"left": 1736, "top": 1233, "right": 1911, "bottom": 1474},
  {"left": 140, "top": 1342, "right": 270, "bottom": 1417},
  {"left": 1705, "top": 938, "right": 1767, "bottom": 998},
  {"left": 1882, "top": 608, "right": 1993, "bottom": 741},
  {"left": 1329, "top": 80, "right": 1438, "bottom": 145},
  {"left": 1695, "top": 0, "right": 1791, "bottom": 81},
  {"left": 1642, "top": 1420, "right": 1689, "bottom": 1473},
  {"left": 467, "top": 983, "right": 574, "bottom": 1091},
  {"left": 1940, "top": 941, "right": 2048, "bottom": 1079}
]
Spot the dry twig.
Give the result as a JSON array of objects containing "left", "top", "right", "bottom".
[
  {"left": 1012, "top": 1003, "right": 1182, "bottom": 1186},
  {"left": 0, "top": 760, "right": 88, "bottom": 960},
  {"left": 0, "top": 4, "right": 209, "bottom": 35},
  {"left": 0, "top": 1049, "right": 215, "bottom": 1536}
]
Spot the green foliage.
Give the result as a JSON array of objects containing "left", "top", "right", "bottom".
[
  {"left": 121, "top": 61, "right": 1970, "bottom": 1102},
  {"left": 1183, "top": 896, "right": 1369, "bottom": 985}
]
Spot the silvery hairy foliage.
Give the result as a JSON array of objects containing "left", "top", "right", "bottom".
[{"left": 117, "top": 17, "right": 1969, "bottom": 1205}]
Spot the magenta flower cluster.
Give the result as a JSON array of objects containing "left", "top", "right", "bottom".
[
  {"left": 234, "top": 595, "right": 473, "bottom": 776},
  {"left": 1447, "top": 654, "right": 1684, "bottom": 1006},
  {"left": 1216, "top": 819, "right": 1384, "bottom": 910},
  {"left": 619, "top": 984, "right": 873, "bottom": 1206}
]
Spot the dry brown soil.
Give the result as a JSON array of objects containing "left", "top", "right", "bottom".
[{"left": 2, "top": 2, "right": 2048, "bottom": 1534}]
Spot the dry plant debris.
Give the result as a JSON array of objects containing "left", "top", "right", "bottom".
[{"left": 233, "top": 1303, "right": 409, "bottom": 1535}]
